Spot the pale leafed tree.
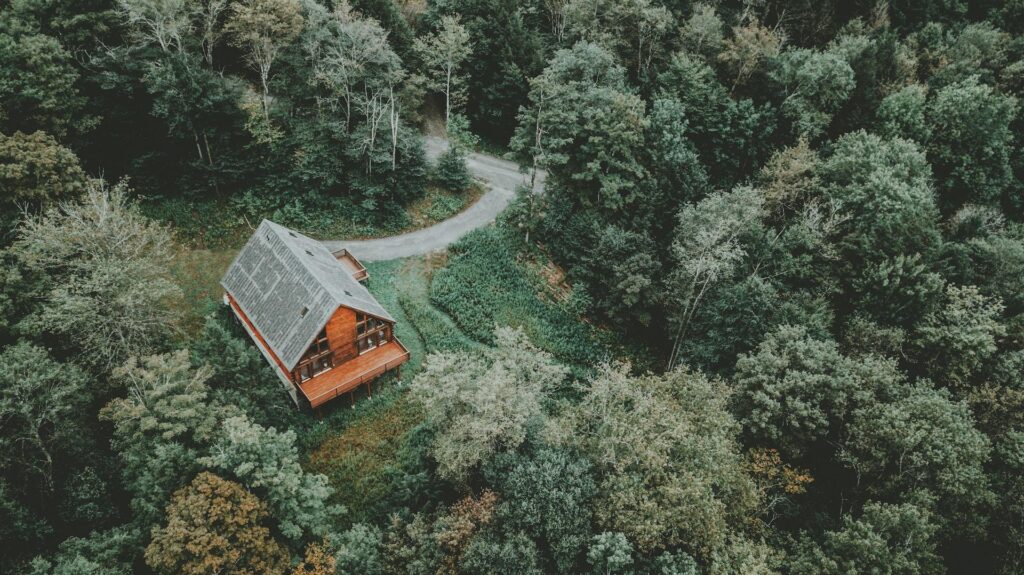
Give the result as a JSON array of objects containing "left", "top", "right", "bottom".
[
  {"left": 305, "top": 4, "right": 405, "bottom": 170},
  {"left": 193, "top": 0, "right": 229, "bottom": 65},
  {"left": 718, "top": 18, "right": 785, "bottom": 93},
  {"left": 226, "top": 0, "right": 304, "bottom": 117},
  {"left": 411, "top": 327, "right": 569, "bottom": 482},
  {"left": 13, "top": 181, "right": 182, "bottom": 369},
  {"left": 544, "top": 0, "right": 569, "bottom": 44},
  {"left": 551, "top": 364, "right": 759, "bottom": 560},
  {"left": 117, "top": 0, "right": 194, "bottom": 53},
  {"left": 414, "top": 15, "right": 471, "bottom": 129},
  {"left": 667, "top": 185, "right": 765, "bottom": 370},
  {"left": 680, "top": 3, "right": 725, "bottom": 61}
]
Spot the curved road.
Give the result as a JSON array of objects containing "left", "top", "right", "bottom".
[{"left": 323, "top": 137, "right": 544, "bottom": 261}]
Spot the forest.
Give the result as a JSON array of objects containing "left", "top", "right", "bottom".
[{"left": 2, "top": 0, "right": 1024, "bottom": 573}]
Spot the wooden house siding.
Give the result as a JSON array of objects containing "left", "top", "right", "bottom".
[{"left": 325, "top": 306, "right": 358, "bottom": 363}]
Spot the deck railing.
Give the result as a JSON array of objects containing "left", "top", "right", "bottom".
[{"left": 306, "top": 339, "right": 410, "bottom": 406}]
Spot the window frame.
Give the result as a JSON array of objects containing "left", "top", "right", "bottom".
[
  {"left": 355, "top": 313, "right": 390, "bottom": 355},
  {"left": 294, "top": 328, "right": 333, "bottom": 383}
]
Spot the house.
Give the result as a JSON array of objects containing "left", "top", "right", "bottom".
[{"left": 221, "top": 220, "right": 409, "bottom": 410}]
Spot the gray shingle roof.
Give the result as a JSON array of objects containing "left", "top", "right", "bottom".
[{"left": 221, "top": 220, "right": 394, "bottom": 371}]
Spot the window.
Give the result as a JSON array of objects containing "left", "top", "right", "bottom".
[
  {"left": 356, "top": 313, "right": 389, "bottom": 354},
  {"left": 294, "top": 329, "right": 333, "bottom": 382}
]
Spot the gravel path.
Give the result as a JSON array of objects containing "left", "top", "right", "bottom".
[{"left": 323, "top": 137, "right": 544, "bottom": 261}]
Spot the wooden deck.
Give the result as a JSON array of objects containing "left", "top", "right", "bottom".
[
  {"left": 334, "top": 249, "right": 369, "bottom": 282},
  {"left": 298, "top": 340, "right": 409, "bottom": 409}
]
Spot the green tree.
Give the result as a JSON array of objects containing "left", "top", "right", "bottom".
[
  {"left": 202, "top": 415, "right": 340, "bottom": 544},
  {"left": 510, "top": 41, "right": 647, "bottom": 214},
  {"left": 411, "top": 327, "right": 569, "bottom": 482},
  {"left": 789, "top": 502, "right": 943, "bottom": 575},
  {"left": 773, "top": 47, "right": 856, "bottom": 139},
  {"left": 911, "top": 284, "right": 1005, "bottom": 389},
  {"left": 144, "top": 471, "right": 290, "bottom": 575},
  {"left": 680, "top": 4, "right": 724, "bottom": 61},
  {"left": 718, "top": 18, "right": 785, "bottom": 94},
  {"left": 819, "top": 131, "right": 943, "bottom": 323},
  {"left": 667, "top": 186, "right": 765, "bottom": 370},
  {"left": 583, "top": 225, "right": 661, "bottom": 328},
  {"left": 0, "top": 131, "right": 88, "bottom": 209},
  {"left": 226, "top": 0, "right": 304, "bottom": 117},
  {"left": 101, "top": 351, "right": 226, "bottom": 528},
  {"left": 334, "top": 523, "right": 385, "bottom": 575},
  {"left": 586, "top": 531, "right": 633, "bottom": 575},
  {"left": 842, "top": 384, "right": 993, "bottom": 538},
  {"left": 927, "top": 76, "right": 1017, "bottom": 211},
  {"left": 876, "top": 84, "right": 931, "bottom": 143},
  {"left": 414, "top": 15, "right": 471, "bottom": 129},
  {"left": 734, "top": 325, "right": 901, "bottom": 459},
  {"left": 0, "top": 343, "right": 88, "bottom": 492},
  {"left": 0, "top": 31, "right": 91, "bottom": 138},
  {"left": 116, "top": 0, "right": 193, "bottom": 54},
  {"left": 655, "top": 51, "right": 775, "bottom": 188},
  {"left": 554, "top": 364, "right": 757, "bottom": 559},
  {"left": 486, "top": 448, "right": 596, "bottom": 572}
]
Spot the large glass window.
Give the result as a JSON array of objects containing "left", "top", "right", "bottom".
[
  {"left": 294, "top": 329, "right": 333, "bottom": 382},
  {"left": 356, "top": 313, "right": 390, "bottom": 354}
]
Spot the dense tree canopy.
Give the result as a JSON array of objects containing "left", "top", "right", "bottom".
[{"left": 3, "top": 1, "right": 1024, "bottom": 574}]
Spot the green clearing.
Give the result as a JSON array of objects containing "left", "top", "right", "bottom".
[{"left": 301, "top": 223, "right": 634, "bottom": 521}]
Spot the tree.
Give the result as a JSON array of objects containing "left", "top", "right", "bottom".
[
  {"left": 434, "top": 146, "right": 470, "bottom": 191},
  {"left": 586, "top": 532, "right": 633, "bottom": 575},
  {"left": 460, "top": 529, "right": 542, "bottom": 575},
  {"left": 411, "top": 327, "right": 569, "bottom": 481},
  {"left": 0, "top": 31, "right": 91, "bottom": 138},
  {"left": 655, "top": 51, "right": 776, "bottom": 189},
  {"left": 116, "top": 0, "right": 193, "bottom": 54},
  {"left": 13, "top": 183, "right": 182, "bottom": 369},
  {"left": 415, "top": 15, "right": 471, "bottom": 129},
  {"left": 101, "top": 351, "right": 226, "bottom": 528},
  {"left": 103, "top": 351, "right": 222, "bottom": 449},
  {"left": 911, "top": 284, "right": 1005, "bottom": 389},
  {"left": 773, "top": 47, "right": 856, "bottom": 139},
  {"left": 292, "top": 540, "right": 335, "bottom": 575},
  {"left": 144, "top": 472, "right": 290, "bottom": 575},
  {"left": 26, "top": 526, "right": 138, "bottom": 575},
  {"left": 789, "top": 502, "right": 943, "bottom": 575},
  {"left": 718, "top": 18, "right": 785, "bottom": 94},
  {"left": 758, "top": 138, "right": 821, "bottom": 217},
  {"left": 0, "top": 343, "right": 88, "bottom": 492},
  {"left": 509, "top": 41, "right": 647, "bottom": 214},
  {"left": 680, "top": 4, "right": 724, "bottom": 61},
  {"left": 334, "top": 524, "right": 385, "bottom": 575},
  {"left": 927, "top": 76, "right": 1017, "bottom": 211},
  {"left": 819, "top": 131, "right": 942, "bottom": 322},
  {"left": 0, "top": 131, "right": 88, "bottom": 210},
  {"left": 667, "top": 186, "right": 765, "bottom": 370},
  {"left": 733, "top": 325, "right": 901, "bottom": 459},
  {"left": 226, "top": 0, "right": 304, "bottom": 117},
  {"left": 876, "top": 84, "right": 931, "bottom": 143},
  {"left": 583, "top": 225, "right": 661, "bottom": 328},
  {"left": 485, "top": 448, "right": 596, "bottom": 572},
  {"left": 841, "top": 384, "right": 993, "bottom": 538},
  {"left": 554, "top": 364, "right": 757, "bottom": 559},
  {"left": 563, "top": 0, "right": 674, "bottom": 78},
  {"left": 195, "top": 0, "right": 229, "bottom": 65},
  {"left": 202, "top": 415, "right": 340, "bottom": 544}
]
